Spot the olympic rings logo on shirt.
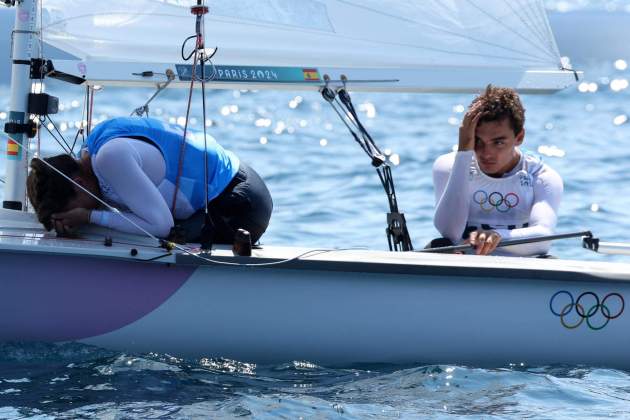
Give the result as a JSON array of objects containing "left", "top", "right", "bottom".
[
  {"left": 549, "top": 291, "right": 625, "bottom": 330},
  {"left": 473, "top": 190, "right": 520, "bottom": 213}
]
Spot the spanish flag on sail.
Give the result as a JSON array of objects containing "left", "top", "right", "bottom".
[
  {"left": 6, "top": 139, "right": 19, "bottom": 158},
  {"left": 302, "top": 68, "right": 320, "bottom": 81}
]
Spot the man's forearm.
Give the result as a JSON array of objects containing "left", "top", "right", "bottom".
[
  {"left": 433, "top": 151, "right": 473, "bottom": 242},
  {"left": 493, "top": 224, "right": 555, "bottom": 256}
]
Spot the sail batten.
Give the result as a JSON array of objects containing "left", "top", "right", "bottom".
[{"left": 40, "top": 0, "right": 578, "bottom": 93}]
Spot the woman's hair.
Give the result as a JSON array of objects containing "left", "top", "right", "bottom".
[
  {"left": 470, "top": 84, "right": 525, "bottom": 135},
  {"left": 26, "top": 154, "right": 80, "bottom": 230}
]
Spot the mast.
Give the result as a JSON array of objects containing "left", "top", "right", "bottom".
[{"left": 3, "top": 0, "right": 38, "bottom": 210}]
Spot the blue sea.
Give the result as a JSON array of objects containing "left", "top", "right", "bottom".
[{"left": 3, "top": 3, "right": 630, "bottom": 419}]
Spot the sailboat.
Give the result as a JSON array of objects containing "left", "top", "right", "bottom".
[{"left": 2, "top": 0, "right": 630, "bottom": 369}]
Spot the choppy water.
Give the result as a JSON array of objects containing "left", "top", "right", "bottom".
[
  {"left": 4, "top": 343, "right": 630, "bottom": 419},
  {"left": 3, "top": 4, "right": 630, "bottom": 419},
  {"left": 0, "top": 344, "right": 630, "bottom": 419}
]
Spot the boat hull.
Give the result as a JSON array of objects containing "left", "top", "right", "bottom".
[{"left": 2, "top": 246, "right": 630, "bottom": 368}]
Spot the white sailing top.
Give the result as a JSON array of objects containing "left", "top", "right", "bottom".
[{"left": 433, "top": 150, "right": 563, "bottom": 256}]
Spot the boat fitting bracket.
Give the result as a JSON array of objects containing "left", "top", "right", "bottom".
[
  {"left": 27, "top": 58, "right": 85, "bottom": 85},
  {"left": 582, "top": 234, "right": 599, "bottom": 252}
]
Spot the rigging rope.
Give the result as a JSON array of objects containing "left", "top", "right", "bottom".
[
  {"left": 171, "top": 0, "right": 215, "bottom": 250},
  {"left": 320, "top": 80, "right": 413, "bottom": 251},
  {"left": 39, "top": 116, "right": 72, "bottom": 154},
  {"left": 130, "top": 70, "right": 176, "bottom": 118},
  {"left": 170, "top": 39, "right": 198, "bottom": 214},
  {"left": 86, "top": 86, "right": 94, "bottom": 136}
]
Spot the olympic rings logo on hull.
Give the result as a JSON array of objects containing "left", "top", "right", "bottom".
[
  {"left": 473, "top": 190, "right": 519, "bottom": 213},
  {"left": 549, "top": 291, "right": 625, "bottom": 330}
]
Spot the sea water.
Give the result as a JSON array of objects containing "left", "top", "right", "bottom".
[{"left": 2, "top": 3, "right": 630, "bottom": 419}]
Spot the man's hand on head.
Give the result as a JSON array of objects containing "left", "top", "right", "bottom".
[
  {"left": 458, "top": 103, "right": 483, "bottom": 152},
  {"left": 466, "top": 229, "right": 502, "bottom": 255},
  {"left": 51, "top": 208, "right": 91, "bottom": 237}
]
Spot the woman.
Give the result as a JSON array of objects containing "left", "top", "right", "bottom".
[{"left": 26, "top": 117, "right": 273, "bottom": 244}]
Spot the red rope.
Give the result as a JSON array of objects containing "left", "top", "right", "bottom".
[
  {"left": 172, "top": 1, "right": 210, "bottom": 214},
  {"left": 171, "top": 34, "right": 202, "bottom": 214}
]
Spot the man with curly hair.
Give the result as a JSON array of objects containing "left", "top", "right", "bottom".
[{"left": 432, "top": 85, "right": 563, "bottom": 256}]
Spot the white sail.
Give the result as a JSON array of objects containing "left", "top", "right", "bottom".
[{"left": 42, "top": 0, "right": 578, "bottom": 92}]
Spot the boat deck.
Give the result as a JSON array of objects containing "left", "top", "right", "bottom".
[{"left": 0, "top": 208, "right": 628, "bottom": 283}]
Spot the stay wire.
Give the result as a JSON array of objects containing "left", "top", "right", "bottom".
[
  {"left": 201, "top": 5, "right": 209, "bottom": 213},
  {"left": 171, "top": 42, "right": 198, "bottom": 213},
  {"left": 333, "top": 96, "right": 376, "bottom": 156},
  {"left": 199, "top": 22, "right": 210, "bottom": 216},
  {"left": 376, "top": 168, "right": 392, "bottom": 207},
  {"left": 80, "top": 86, "right": 89, "bottom": 145},
  {"left": 324, "top": 90, "right": 386, "bottom": 171},
  {"left": 322, "top": 86, "right": 385, "bottom": 164},
  {"left": 71, "top": 86, "right": 90, "bottom": 154},
  {"left": 377, "top": 166, "right": 399, "bottom": 211},
  {"left": 336, "top": 92, "right": 383, "bottom": 158},
  {"left": 324, "top": 88, "right": 387, "bottom": 167},
  {"left": 326, "top": 99, "right": 372, "bottom": 157},
  {"left": 39, "top": 117, "right": 72, "bottom": 154},
  {"left": 46, "top": 117, "right": 73, "bottom": 153},
  {"left": 71, "top": 90, "right": 88, "bottom": 154},
  {"left": 322, "top": 86, "right": 412, "bottom": 251},
  {"left": 87, "top": 86, "right": 94, "bottom": 136},
  {"left": 172, "top": 0, "right": 210, "bottom": 213},
  {"left": 70, "top": 127, "right": 83, "bottom": 155}
]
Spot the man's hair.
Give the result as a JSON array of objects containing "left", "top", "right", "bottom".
[
  {"left": 26, "top": 154, "right": 80, "bottom": 230},
  {"left": 470, "top": 85, "right": 525, "bottom": 135}
]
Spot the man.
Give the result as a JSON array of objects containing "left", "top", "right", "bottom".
[
  {"left": 432, "top": 85, "right": 563, "bottom": 256},
  {"left": 27, "top": 117, "right": 273, "bottom": 244}
]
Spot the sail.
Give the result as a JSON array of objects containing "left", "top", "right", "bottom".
[{"left": 41, "top": 0, "right": 578, "bottom": 92}]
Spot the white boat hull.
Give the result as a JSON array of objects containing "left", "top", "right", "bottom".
[
  {"left": 0, "top": 210, "right": 629, "bottom": 368},
  {"left": 81, "top": 262, "right": 630, "bottom": 367}
]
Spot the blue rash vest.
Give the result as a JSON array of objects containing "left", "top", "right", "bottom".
[{"left": 86, "top": 117, "right": 240, "bottom": 212}]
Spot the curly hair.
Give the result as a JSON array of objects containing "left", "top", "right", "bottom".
[
  {"left": 26, "top": 155, "right": 80, "bottom": 230},
  {"left": 470, "top": 85, "right": 525, "bottom": 135}
]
